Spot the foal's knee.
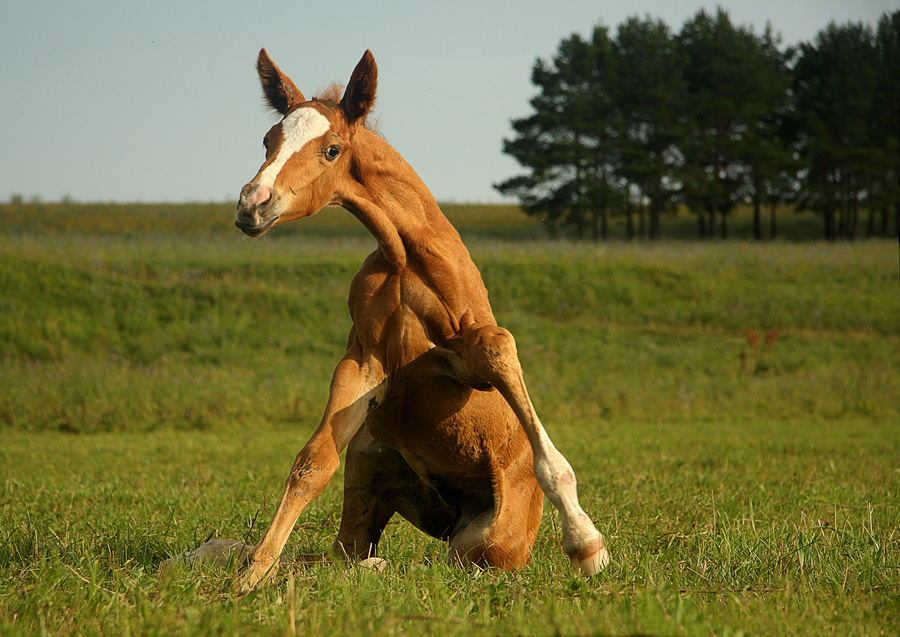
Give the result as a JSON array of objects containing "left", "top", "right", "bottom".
[
  {"left": 460, "top": 325, "right": 520, "bottom": 385},
  {"left": 448, "top": 508, "right": 533, "bottom": 571},
  {"left": 286, "top": 441, "right": 340, "bottom": 494}
]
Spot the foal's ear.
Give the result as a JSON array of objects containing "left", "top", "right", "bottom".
[
  {"left": 256, "top": 48, "right": 305, "bottom": 115},
  {"left": 341, "top": 50, "right": 377, "bottom": 126}
]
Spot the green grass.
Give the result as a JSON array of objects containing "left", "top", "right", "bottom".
[
  {"left": 2, "top": 420, "right": 897, "bottom": 634},
  {"left": 0, "top": 203, "right": 898, "bottom": 634}
]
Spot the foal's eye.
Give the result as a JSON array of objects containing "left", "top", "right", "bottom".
[
  {"left": 263, "top": 138, "right": 269, "bottom": 151},
  {"left": 324, "top": 145, "right": 340, "bottom": 161}
]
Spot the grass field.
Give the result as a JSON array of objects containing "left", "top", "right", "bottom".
[{"left": 1, "top": 203, "right": 898, "bottom": 634}]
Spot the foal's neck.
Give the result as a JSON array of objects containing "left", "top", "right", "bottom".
[{"left": 339, "top": 129, "right": 461, "bottom": 270}]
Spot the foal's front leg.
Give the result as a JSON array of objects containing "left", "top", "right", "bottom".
[{"left": 240, "top": 345, "right": 386, "bottom": 594}]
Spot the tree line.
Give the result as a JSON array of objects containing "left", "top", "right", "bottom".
[{"left": 496, "top": 8, "right": 899, "bottom": 241}]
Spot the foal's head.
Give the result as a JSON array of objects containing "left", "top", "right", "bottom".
[{"left": 235, "top": 49, "right": 377, "bottom": 237}]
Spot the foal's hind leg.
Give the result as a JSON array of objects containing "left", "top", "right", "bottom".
[
  {"left": 333, "top": 426, "right": 460, "bottom": 562},
  {"left": 448, "top": 458, "right": 544, "bottom": 571},
  {"left": 442, "top": 324, "right": 610, "bottom": 574}
]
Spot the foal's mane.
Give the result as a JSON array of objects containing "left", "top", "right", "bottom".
[
  {"left": 312, "top": 83, "right": 345, "bottom": 104},
  {"left": 313, "top": 83, "right": 379, "bottom": 133}
]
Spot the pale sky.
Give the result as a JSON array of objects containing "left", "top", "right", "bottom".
[{"left": 1, "top": 0, "right": 894, "bottom": 204}]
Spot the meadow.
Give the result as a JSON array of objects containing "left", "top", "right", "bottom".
[{"left": 1, "top": 201, "right": 898, "bottom": 635}]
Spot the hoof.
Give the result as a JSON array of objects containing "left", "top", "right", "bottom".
[
  {"left": 357, "top": 556, "right": 388, "bottom": 573},
  {"left": 159, "top": 539, "right": 253, "bottom": 573},
  {"left": 569, "top": 534, "right": 610, "bottom": 576},
  {"left": 238, "top": 558, "right": 279, "bottom": 596}
]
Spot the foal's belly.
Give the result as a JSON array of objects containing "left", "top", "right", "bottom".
[{"left": 366, "top": 373, "right": 529, "bottom": 488}]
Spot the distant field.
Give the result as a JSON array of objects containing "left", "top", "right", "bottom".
[
  {"left": 0, "top": 198, "right": 831, "bottom": 240},
  {"left": 0, "top": 203, "right": 898, "bottom": 634},
  {"left": 0, "top": 201, "right": 543, "bottom": 241}
]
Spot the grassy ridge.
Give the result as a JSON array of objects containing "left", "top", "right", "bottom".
[
  {"left": 1, "top": 230, "right": 896, "bottom": 432},
  {"left": 1, "top": 203, "right": 898, "bottom": 634}
]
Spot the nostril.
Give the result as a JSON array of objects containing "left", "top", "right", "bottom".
[{"left": 245, "top": 184, "right": 272, "bottom": 207}]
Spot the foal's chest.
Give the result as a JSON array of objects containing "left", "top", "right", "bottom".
[{"left": 350, "top": 267, "right": 455, "bottom": 368}]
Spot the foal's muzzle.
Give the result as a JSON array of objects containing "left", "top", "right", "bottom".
[{"left": 236, "top": 183, "right": 279, "bottom": 237}]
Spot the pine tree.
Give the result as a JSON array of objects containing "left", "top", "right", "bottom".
[
  {"left": 740, "top": 26, "right": 795, "bottom": 240},
  {"left": 496, "top": 27, "right": 621, "bottom": 239},
  {"left": 613, "top": 16, "right": 685, "bottom": 239},
  {"left": 872, "top": 11, "right": 900, "bottom": 237},
  {"left": 497, "top": 11, "right": 897, "bottom": 241},
  {"left": 793, "top": 21, "right": 880, "bottom": 239},
  {"left": 677, "top": 8, "right": 789, "bottom": 239}
]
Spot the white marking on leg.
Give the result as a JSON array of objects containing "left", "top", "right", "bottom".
[
  {"left": 529, "top": 417, "right": 609, "bottom": 574},
  {"left": 492, "top": 363, "right": 610, "bottom": 574}
]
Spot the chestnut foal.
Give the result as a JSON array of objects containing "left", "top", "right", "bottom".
[{"left": 173, "top": 49, "right": 609, "bottom": 592}]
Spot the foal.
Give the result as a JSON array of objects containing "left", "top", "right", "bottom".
[{"left": 186, "top": 49, "right": 608, "bottom": 592}]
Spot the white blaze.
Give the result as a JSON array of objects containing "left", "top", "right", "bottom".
[{"left": 258, "top": 108, "right": 331, "bottom": 189}]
